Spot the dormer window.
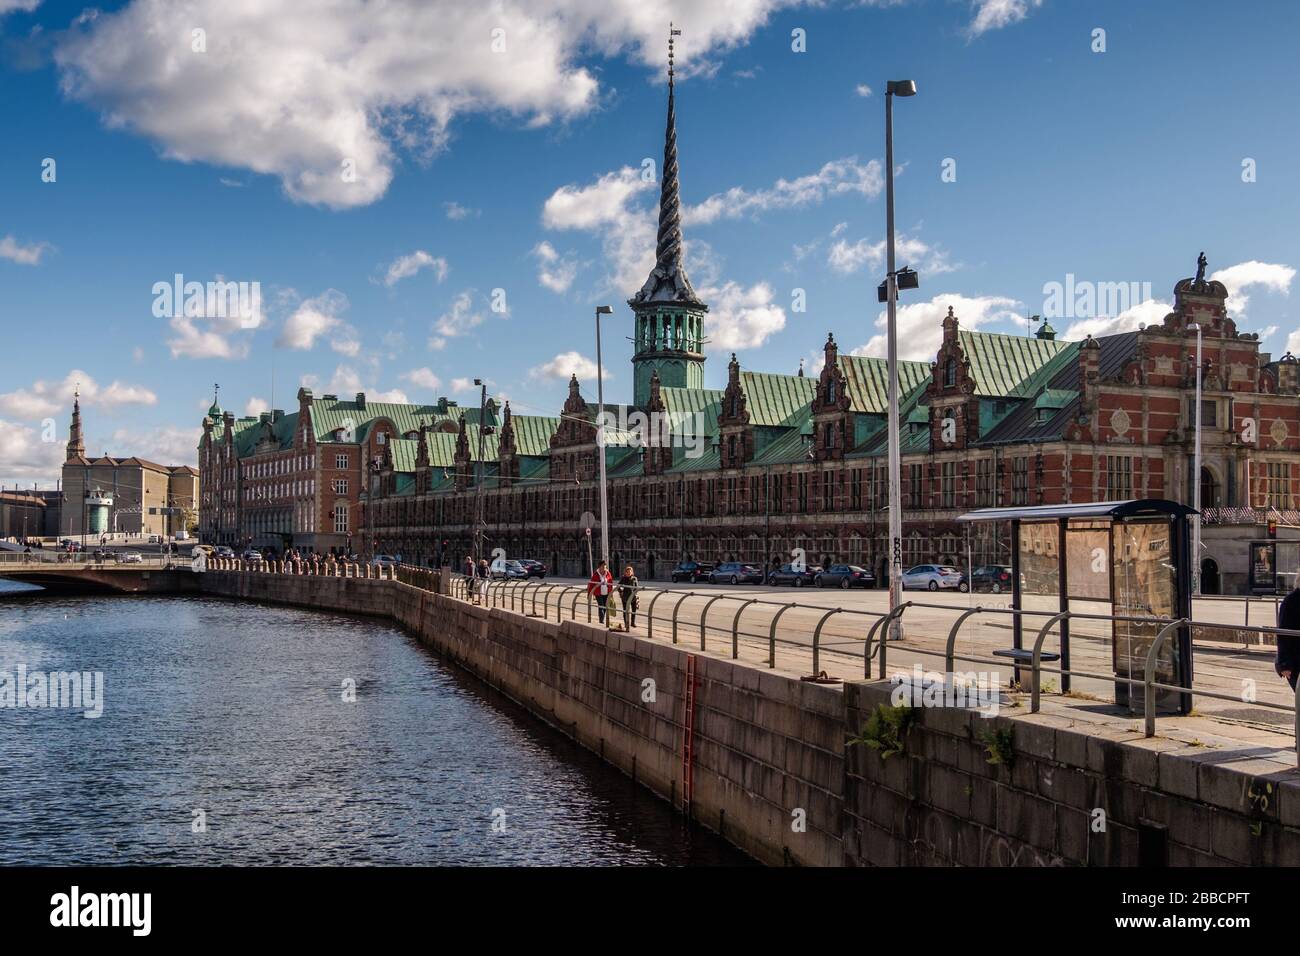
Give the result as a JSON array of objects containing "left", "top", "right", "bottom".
[
  {"left": 827, "top": 379, "right": 837, "bottom": 404},
  {"left": 824, "top": 422, "right": 836, "bottom": 448},
  {"left": 944, "top": 359, "right": 957, "bottom": 389},
  {"left": 376, "top": 432, "right": 387, "bottom": 445}
]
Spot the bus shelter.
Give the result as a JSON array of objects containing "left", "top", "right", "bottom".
[{"left": 957, "top": 499, "right": 1197, "bottom": 716}]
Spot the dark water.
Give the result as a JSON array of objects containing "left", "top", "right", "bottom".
[{"left": 0, "top": 581, "right": 749, "bottom": 865}]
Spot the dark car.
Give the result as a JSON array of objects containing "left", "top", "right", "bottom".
[
  {"left": 708, "top": 562, "right": 764, "bottom": 585},
  {"left": 767, "top": 564, "right": 822, "bottom": 587},
  {"left": 815, "top": 564, "right": 875, "bottom": 589},
  {"left": 516, "top": 558, "right": 548, "bottom": 578},
  {"left": 670, "top": 561, "right": 715, "bottom": 584},
  {"left": 971, "top": 565, "right": 1013, "bottom": 593}
]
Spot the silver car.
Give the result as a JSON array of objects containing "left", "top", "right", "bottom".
[{"left": 901, "top": 564, "right": 968, "bottom": 592}]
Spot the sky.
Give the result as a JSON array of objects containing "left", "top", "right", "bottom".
[{"left": 2, "top": 0, "right": 1298, "bottom": 488}]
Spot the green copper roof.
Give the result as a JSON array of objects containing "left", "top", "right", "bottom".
[
  {"left": 510, "top": 415, "right": 560, "bottom": 457},
  {"left": 838, "top": 355, "right": 932, "bottom": 413},
  {"left": 740, "top": 371, "right": 815, "bottom": 427},
  {"left": 308, "top": 395, "right": 498, "bottom": 444},
  {"left": 958, "top": 330, "right": 1071, "bottom": 398}
]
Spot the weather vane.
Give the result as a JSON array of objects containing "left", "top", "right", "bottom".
[{"left": 669, "top": 22, "right": 681, "bottom": 84}]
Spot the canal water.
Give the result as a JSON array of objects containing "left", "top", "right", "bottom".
[{"left": 0, "top": 581, "right": 749, "bottom": 865}]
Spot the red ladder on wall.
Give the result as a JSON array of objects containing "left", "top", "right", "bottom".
[{"left": 682, "top": 653, "right": 698, "bottom": 817}]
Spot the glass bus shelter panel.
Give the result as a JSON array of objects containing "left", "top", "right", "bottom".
[
  {"left": 1017, "top": 519, "right": 1062, "bottom": 617},
  {"left": 1112, "top": 516, "right": 1181, "bottom": 714},
  {"left": 1251, "top": 540, "right": 1300, "bottom": 594}
]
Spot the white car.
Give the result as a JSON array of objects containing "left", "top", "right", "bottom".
[
  {"left": 369, "top": 554, "right": 398, "bottom": 568},
  {"left": 901, "top": 564, "right": 968, "bottom": 592},
  {"left": 117, "top": 551, "right": 144, "bottom": 564}
]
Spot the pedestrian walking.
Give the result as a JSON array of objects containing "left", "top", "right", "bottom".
[
  {"left": 1276, "top": 583, "right": 1300, "bottom": 691},
  {"left": 588, "top": 560, "right": 615, "bottom": 624},
  {"left": 619, "top": 565, "right": 639, "bottom": 630}
]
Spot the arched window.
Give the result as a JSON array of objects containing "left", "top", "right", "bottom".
[
  {"left": 944, "top": 359, "right": 957, "bottom": 388},
  {"left": 825, "top": 422, "right": 836, "bottom": 448},
  {"left": 827, "top": 379, "right": 837, "bottom": 404}
]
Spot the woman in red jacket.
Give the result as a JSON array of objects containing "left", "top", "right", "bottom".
[{"left": 588, "top": 560, "right": 615, "bottom": 624}]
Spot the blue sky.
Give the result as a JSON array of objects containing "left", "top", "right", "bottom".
[{"left": 2, "top": 0, "right": 1298, "bottom": 487}]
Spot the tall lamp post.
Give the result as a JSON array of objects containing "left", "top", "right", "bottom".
[
  {"left": 884, "top": 78, "right": 917, "bottom": 639},
  {"left": 1188, "top": 323, "right": 1203, "bottom": 595},
  {"left": 473, "top": 377, "right": 487, "bottom": 564},
  {"left": 594, "top": 305, "right": 613, "bottom": 566}
]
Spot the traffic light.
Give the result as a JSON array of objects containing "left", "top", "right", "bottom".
[{"left": 1268, "top": 518, "right": 1278, "bottom": 538}]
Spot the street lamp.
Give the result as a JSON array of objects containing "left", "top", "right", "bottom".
[
  {"left": 884, "top": 78, "right": 917, "bottom": 639},
  {"left": 473, "top": 378, "right": 487, "bottom": 564},
  {"left": 595, "top": 304, "right": 613, "bottom": 567},
  {"left": 1188, "top": 322, "right": 1203, "bottom": 595}
]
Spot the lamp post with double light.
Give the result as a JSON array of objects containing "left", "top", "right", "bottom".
[
  {"left": 884, "top": 78, "right": 917, "bottom": 638},
  {"left": 594, "top": 305, "right": 613, "bottom": 567}
]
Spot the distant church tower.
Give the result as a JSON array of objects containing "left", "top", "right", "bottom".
[
  {"left": 66, "top": 389, "right": 85, "bottom": 460},
  {"left": 629, "top": 24, "right": 707, "bottom": 408}
]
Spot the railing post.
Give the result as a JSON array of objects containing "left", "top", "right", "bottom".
[
  {"left": 730, "top": 599, "right": 758, "bottom": 660},
  {"left": 645, "top": 589, "right": 669, "bottom": 640},
  {"left": 767, "top": 603, "right": 798, "bottom": 668},
  {"left": 1144, "top": 618, "right": 1189, "bottom": 738},
  {"left": 811, "top": 609, "right": 843, "bottom": 675},
  {"left": 877, "top": 602, "right": 911, "bottom": 679},
  {"left": 670, "top": 593, "right": 695, "bottom": 645},
  {"left": 1028, "top": 611, "right": 1070, "bottom": 712},
  {"left": 698, "top": 595, "right": 728, "bottom": 651},
  {"left": 944, "top": 607, "right": 985, "bottom": 674}
]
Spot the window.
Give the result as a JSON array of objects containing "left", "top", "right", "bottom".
[
  {"left": 976, "top": 458, "right": 993, "bottom": 507},
  {"left": 377, "top": 432, "right": 387, "bottom": 445},
  {"left": 827, "top": 379, "right": 837, "bottom": 404},
  {"left": 851, "top": 469, "right": 863, "bottom": 510},
  {"left": 332, "top": 478, "right": 348, "bottom": 495},
  {"left": 944, "top": 359, "right": 957, "bottom": 388},
  {"left": 823, "top": 470, "right": 833, "bottom": 511},
  {"left": 333, "top": 502, "right": 349, "bottom": 534},
  {"left": 1105, "top": 455, "right": 1133, "bottom": 499},
  {"left": 335, "top": 453, "right": 348, "bottom": 469},
  {"left": 1267, "top": 462, "right": 1289, "bottom": 509},
  {"left": 908, "top": 464, "right": 923, "bottom": 508},
  {"left": 1187, "top": 398, "right": 1218, "bottom": 430},
  {"left": 1012, "top": 457, "right": 1028, "bottom": 506},
  {"left": 824, "top": 422, "right": 835, "bottom": 449},
  {"left": 941, "top": 462, "right": 956, "bottom": 508}
]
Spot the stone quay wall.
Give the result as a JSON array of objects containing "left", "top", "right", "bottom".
[{"left": 200, "top": 567, "right": 1300, "bottom": 866}]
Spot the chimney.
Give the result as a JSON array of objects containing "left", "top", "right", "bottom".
[
  {"left": 1079, "top": 335, "right": 1101, "bottom": 407},
  {"left": 1278, "top": 351, "right": 1299, "bottom": 394},
  {"left": 355, "top": 392, "right": 366, "bottom": 409}
]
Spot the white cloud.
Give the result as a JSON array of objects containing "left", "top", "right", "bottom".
[
  {"left": 164, "top": 275, "right": 270, "bottom": 360},
  {"left": 1287, "top": 328, "right": 1300, "bottom": 358},
  {"left": 853, "top": 293, "right": 1022, "bottom": 362},
  {"left": 827, "top": 228, "right": 954, "bottom": 276},
  {"left": 0, "top": 369, "right": 157, "bottom": 421},
  {"left": 532, "top": 241, "right": 581, "bottom": 294},
  {"left": 969, "top": 0, "right": 1044, "bottom": 36},
  {"left": 685, "top": 158, "right": 883, "bottom": 226},
  {"left": 380, "top": 250, "right": 449, "bottom": 287},
  {"left": 244, "top": 397, "right": 268, "bottom": 417},
  {"left": 278, "top": 289, "right": 352, "bottom": 351},
  {"left": 317, "top": 364, "right": 407, "bottom": 405},
  {"left": 108, "top": 425, "right": 199, "bottom": 467},
  {"left": 699, "top": 280, "right": 786, "bottom": 352},
  {"left": 449, "top": 377, "right": 476, "bottom": 393},
  {"left": 54, "top": 0, "right": 804, "bottom": 209},
  {"left": 428, "top": 291, "right": 487, "bottom": 350},
  {"left": 0, "top": 418, "right": 65, "bottom": 486},
  {"left": 444, "top": 201, "right": 478, "bottom": 220},
  {"left": 0, "top": 234, "right": 50, "bottom": 265},
  {"left": 1061, "top": 298, "right": 1171, "bottom": 341},
  {"left": 1210, "top": 260, "right": 1295, "bottom": 317},
  {"left": 0, "top": 1, "right": 41, "bottom": 17},
  {"left": 854, "top": 84, "right": 873, "bottom": 98},
  {"left": 530, "top": 351, "right": 601, "bottom": 382},
  {"left": 401, "top": 367, "right": 442, "bottom": 391}
]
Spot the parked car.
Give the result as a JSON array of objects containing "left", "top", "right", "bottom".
[
  {"left": 971, "top": 565, "right": 1013, "bottom": 593},
  {"left": 901, "top": 564, "right": 968, "bottom": 592},
  {"left": 214, "top": 546, "right": 235, "bottom": 558},
  {"left": 92, "top": 549, "right": 111, "bottom": 561},
  {"left": 369, "top": 554, "right": 398, "bottom": 569},
  {"left": 815, "top": 564, "right": 875, "bottom": 589},
  {"left": 191, "top": 544, "right": 215, "bottom": 558},
  {"left": 767, "top": 564, "right": 822, "bottom": 587},
  {"left": 708, "top": 562, "right": 764, "bottom": 585},
  {"left": 117, "top": 551, "right": 144, "bottom": 564},
  {"left": 515, "top": 558, "right": 548, "bottom": 578},
  {"left": 240, "top": 549, "right": 263, "bottom": 562},
  {"left": 670, "top": 561, "right": 715, "bottom": 584},
  {"left": 490, "top": 560, "right": 529, "bottom": 580}
]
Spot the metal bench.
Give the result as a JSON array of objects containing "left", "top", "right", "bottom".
[{"left": 993, "top": 648, "right": 1060, "bottom": 664}]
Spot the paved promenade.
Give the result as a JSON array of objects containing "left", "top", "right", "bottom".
[{"left": 515, "top": 576, "right": 1299, "bottom": 776}]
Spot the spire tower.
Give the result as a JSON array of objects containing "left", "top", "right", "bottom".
[
  {"left": 66, "top": 387, "right": 85, "bottom": 461},
  {"left": 629, "top": 23, "right": 708, "bottom": 407}
]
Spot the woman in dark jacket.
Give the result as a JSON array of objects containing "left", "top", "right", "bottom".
[{"left": 618, "top": 566, "right": 639, "bottom": 630}]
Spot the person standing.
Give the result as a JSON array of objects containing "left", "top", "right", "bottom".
[
  {"left": 619, "top": 565, "right": 639, "bottom": 630},
  {"left": 1276, "top": 583, "right": 1300, "bottom": 690},
  {"left": 588, "top": 560, "right": 615, "bottom": 624}
]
